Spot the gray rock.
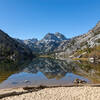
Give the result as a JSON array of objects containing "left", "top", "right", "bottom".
[{"left": 73, "top": 78, "right": 87, "bottom": 84}]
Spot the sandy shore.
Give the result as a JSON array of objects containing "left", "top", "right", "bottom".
[{"left": 0, "top": 86, "right": 100, "bottom": 100}]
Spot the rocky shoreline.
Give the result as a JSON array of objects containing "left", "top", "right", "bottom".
[{"left": 0, "top": 85, "right": 100, "bottom": 100}]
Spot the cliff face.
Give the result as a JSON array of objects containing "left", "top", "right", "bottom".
[{"left": 0, "top": 30, "right": 34, "bottom": 61}]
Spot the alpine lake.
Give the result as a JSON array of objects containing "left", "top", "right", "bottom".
[{"left": 0, "top": 57, "right": 100, "bottom": 89}]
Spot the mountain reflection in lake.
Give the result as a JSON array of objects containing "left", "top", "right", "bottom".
[{"left": 0, "top": 58, "right": 100, "bottom": 89}]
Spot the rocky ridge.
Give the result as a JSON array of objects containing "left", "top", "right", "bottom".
[
  {"left": 17, "top": 32, "right": 69, "bottom": 54},
  {"left": 0, "top": 30, "right": 34, "bottom": 61}
]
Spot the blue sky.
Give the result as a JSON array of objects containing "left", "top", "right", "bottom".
[{"left": 0, "top": 0, "right": 100, "bottom": 40}]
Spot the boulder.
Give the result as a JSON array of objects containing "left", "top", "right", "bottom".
[{"left": 73, "top": 78, "right": 87, "bottom": 84}]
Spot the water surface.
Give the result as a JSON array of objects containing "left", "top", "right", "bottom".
[{"left": 0, "top": 58, "right": 100, "bottom": 89}]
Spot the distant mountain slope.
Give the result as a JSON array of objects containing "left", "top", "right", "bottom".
[
  {"left": 16, "top": 21, "right": 100, "bottom": 57},
  {"left": 36, "top": 32, "right": 69, "bottom": 53},
  {"left": 18, "top": 32, "right": 69, "bottom": 54},
  {"left": 56, "top": 21, "right": 100, "bottom": 58},
  {"left": 0, "top": 30, "right": 34, "bottom": 61}
]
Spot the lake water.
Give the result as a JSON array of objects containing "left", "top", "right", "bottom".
[{"left": 0, "top": 58, "right": 100, "bottom": 89}]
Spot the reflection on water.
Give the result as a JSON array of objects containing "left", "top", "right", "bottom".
[
  {"left": 74, "top": 61, "right": 100, "bottom": 83},
  {"left": 0, "top": 58, "right": 100, "bottom": 89},
  {"left": 0, "top": 60, "right": 31, "bottom": 83},
  {"left": 22, "top": 58, "right": 75, "bottom": 80}
]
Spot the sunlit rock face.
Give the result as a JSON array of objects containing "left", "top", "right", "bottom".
[
  {"left": 16, "top": 21, "right": 100, "bottom": 56},
  {"left": 57, "top": 21, "right": 100, "bottom": 55},
  {"left": 18, "top": 32, "right": 69, "bottom": 54}
]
